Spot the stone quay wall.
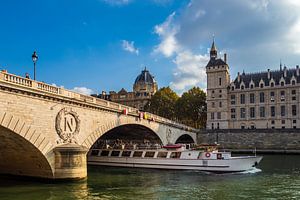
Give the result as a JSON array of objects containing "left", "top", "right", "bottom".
[{"left": 197, "top": 129, "right": 300, "bottom": 153}]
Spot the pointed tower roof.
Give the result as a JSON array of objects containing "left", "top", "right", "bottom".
[
  {"left": 211, "top": 36, "right": 217, "bottom": 52},
  {"left": 210, "top": 36, "right": 218, "bottom": 59}
]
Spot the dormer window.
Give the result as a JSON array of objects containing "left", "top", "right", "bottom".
[
  {"left": 292, "top": 80, "right": 296, "bottom": 85},
  {"left": 270, "top": 82, "right": 274, "bottom": 87},
  {"left": 250, "top": 84, "right": 254, "bottom": 89},
  {"left": 231, "top": 86, "right": 235, "bottom": 91},
  {"left": 241, "top": 85, "right": 244, "bottom": 90},
  {"left": 280, "top": 81, "right": 285, "bottom": 86},
  {"left": 260, "top": 83, "right": 264, "bottom": 88}
]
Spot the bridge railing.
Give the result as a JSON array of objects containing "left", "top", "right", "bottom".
[
  {"left": 0, "top": 70, "right": 197, "bottom": 132},
  {"left": 2, "top": 72, "right": 33, "bottom": 87}
]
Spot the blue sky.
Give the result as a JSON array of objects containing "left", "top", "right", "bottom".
[{"left": 1, "top": 0, "right": 300, "bottom": 94}]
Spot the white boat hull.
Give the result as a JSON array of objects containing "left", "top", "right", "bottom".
[{"left": 88, "top": 156, "right": 262, "bottom": 172}]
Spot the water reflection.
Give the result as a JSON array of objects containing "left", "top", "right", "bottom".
[{"left": 0, "top": 155, "right": 299, "bottom": 200}]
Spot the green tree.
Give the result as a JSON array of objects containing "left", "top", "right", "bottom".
[
  {"left": 176, "top": 87, "right": 207, "bottom": 128},
  {"left": 146, "top": 87, "right": 179, "bottom": 120}
]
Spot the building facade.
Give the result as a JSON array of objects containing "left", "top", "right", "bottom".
[
  {"left": 109, "top": 68, "right": 158, "bottom": 111},
  {"left": 206, "top": 40, "right": 300, "bottom": 130}
]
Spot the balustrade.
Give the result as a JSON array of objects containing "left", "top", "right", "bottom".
[
  {"left": 3, "top": 73, "right": 32, "bottom": 87},
  {"left": 0, "top": 71, "right": 196, "bottom": 132},
  {"left": 37, "top": 82, "right": 59, "bottom": 94}
]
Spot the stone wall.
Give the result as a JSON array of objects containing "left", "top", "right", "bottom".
[{"left": 198, "top": 129, "right": 300, "bottom": 152}]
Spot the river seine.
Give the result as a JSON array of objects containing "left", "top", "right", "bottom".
[{"left": 0, "top": 155, "right": 299, "bottom": 200}]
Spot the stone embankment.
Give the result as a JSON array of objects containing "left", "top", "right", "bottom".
[{"left": 198, "top": 129, "right": 300, "bottom": 154}]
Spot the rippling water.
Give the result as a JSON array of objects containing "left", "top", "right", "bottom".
[{"left": 0, "top": 155, "right": 300, "bottom": 200}]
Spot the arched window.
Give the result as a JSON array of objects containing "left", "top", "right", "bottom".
[
  {"left": 241, "top": 85, "right": 244, "bottom": 90},
  {"left": 281, "top": 81, "right": 284, "bottom": 86},
  {"left": 292, "top": 80, "right": 296, "bottom": 85},
  {"left": 271, "top": 82, "right": 274, "bottom": 87}
]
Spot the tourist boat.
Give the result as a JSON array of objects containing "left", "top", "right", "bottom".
[{"left": 87, "top": 143, "right": 263, "bottom": 173}]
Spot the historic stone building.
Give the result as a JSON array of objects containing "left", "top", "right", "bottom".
[
  {"left": 206, "top": 40, "right": 300, "bottom": 130},
  {"left": 109, "top": 68, "right": 158, "bottom": 111}
]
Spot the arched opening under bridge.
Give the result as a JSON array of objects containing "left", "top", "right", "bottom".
[
  {"left": 175, "top": 134, "right": 195, "bottom": 144},
  {"left": 90, "top": 124, "right": 163, "bottom": 150},
  {"left": 0, "top": 126, "right": 53, "bottom": 178}
]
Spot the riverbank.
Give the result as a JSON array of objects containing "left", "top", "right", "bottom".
[{"left": 198, "top": 129, "right": 300, "bottom": 153}]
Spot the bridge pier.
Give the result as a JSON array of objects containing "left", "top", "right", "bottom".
[{"left": 53, "top": 144, "right": 88, "bottom": 180}]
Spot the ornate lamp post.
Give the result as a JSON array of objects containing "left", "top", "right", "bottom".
[{"left": 31, "top": 51, "right": 38, "bottom": 80}]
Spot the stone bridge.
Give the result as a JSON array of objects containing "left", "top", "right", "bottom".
[{"left": 0, "top": 71, "right": 198, "bottom": 180}]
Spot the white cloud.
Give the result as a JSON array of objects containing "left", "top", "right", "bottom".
[
  {"left": 153, "top": 12, "right": 179, "bottom": 57},
  {"left": 153, "top": 12, "right": 209, "bottom": 92},
  {"left": 153, "top": 0, "right": 300, "bottom": 93},
  {"left": 171, "top": 51, "right": 209, "bottom": 92},
  {"left": 122, "top": 40, "right": 139, "bottom": 55},
  {"left": 72, "top": 87, "right": 94, "bottom": 95},
  {"left": 102, "top": 0, "right": 132, "bottom": 6}
]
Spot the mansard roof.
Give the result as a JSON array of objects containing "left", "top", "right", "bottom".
[
  {"left": 206, "top": 58, "right": 227, "bottom": 68},
  {"left": 233, "top": 67, "right": 300, "bottom": 88}
]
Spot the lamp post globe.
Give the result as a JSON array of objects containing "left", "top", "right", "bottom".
[{"left": 32, "top": 51, "right": 38, "bottom": 80}]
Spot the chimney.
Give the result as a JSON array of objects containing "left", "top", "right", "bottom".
[
  {"left": 237, "top": 72, "right": 240, "bottom": 82},
  {"left": 224, "top": 53, "right": 227, "bottom": 63},
  {"left": 284, "top": 66, "right": 287, "bottom": 77},
  {"left": 267, "top": 69, "right": 271, "bottom": 79},
  {"left": 297, "top": 65, "right": 299, "bottom": 76}
]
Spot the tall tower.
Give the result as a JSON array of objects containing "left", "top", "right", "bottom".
[{"left": 206, "top": 39, "right": 230, "bottom": 129}]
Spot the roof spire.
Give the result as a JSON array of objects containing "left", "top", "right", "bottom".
[
  {"left": 210, "top": 34, "right": 217, "bottom": 59},
  {"left": 211, "top": 34, "right": 216, "bottom": 50}
]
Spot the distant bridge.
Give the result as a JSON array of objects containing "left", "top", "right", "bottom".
[{"left": 0, "top": 71, "right": 198, "bottom": 180}]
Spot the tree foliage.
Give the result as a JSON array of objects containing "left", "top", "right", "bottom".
[
  {"left": 146, "top": 87, "right": 179, "bottom": 120},
  {"left": 146, "top": 86, "right": 207, "bottom": 128},
  {"left": 175, "top": 87, "right": 207, "bottom": 128}
]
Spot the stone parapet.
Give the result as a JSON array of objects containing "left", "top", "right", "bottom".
[{"left": 0, "top": 71, "right": 197, "bottom": 133}]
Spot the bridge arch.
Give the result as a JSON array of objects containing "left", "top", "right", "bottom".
[
  {"left": 0, "top": 125, "right": 53, "bottom": 178},
  {"left": 82, "top": 120, "right": 165, "bottom": 150},
  {"left": 91, "top": 124, "right": 163, "bottom": 148},
  {"left": 175, "top": 134, "right": 195, "bottom": 144}
]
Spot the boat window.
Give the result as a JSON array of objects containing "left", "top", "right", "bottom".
[
  {"left": 101, "top": 150, "right": 109, "bottom": 156},
  {"left": 91, "top": 150, "right": 99, "bottom": 156},
  {"left": 170, "top": 152, "right": 181, "bottom": 158},
  {"left": 144, "top": 151, "right": 155, "bottom": 158},
  {"left": 157, "top": 152, "right": 168, "bottom": 158},
  {"left": 111, "top": 151, "right": 120, "bottom": 157},
  {"left": 133, "top": 151, "right": 143, "bottom": 157},
  {"left": 121, "top": 151, "right": 131, "bottom": 157}
]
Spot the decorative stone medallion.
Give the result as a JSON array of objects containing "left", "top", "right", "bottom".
[{"left": 56, "top": 108, "right": 80, "bottom": 144}]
